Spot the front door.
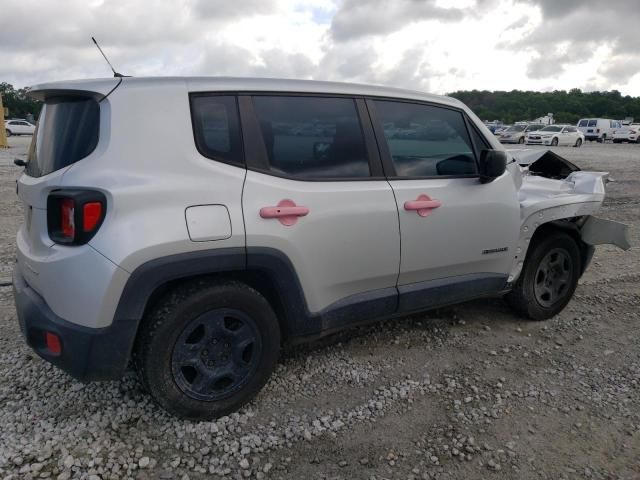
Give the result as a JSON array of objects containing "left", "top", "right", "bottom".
[{"left": 367, "top": 99, "right": 520, "bottom": 311}]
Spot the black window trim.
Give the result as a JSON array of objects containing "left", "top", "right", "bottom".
[
  {"left": 187, "top": 90, "right": 494, "bottom": 182},
  {"left": 239, "top": 92, "right": 385, "bottom": 182},
  {"left": 189, "top": 92, "right": 246, "bottom": 168},
  {"left": 365, "top": 97, "right": 483, "bottom": 181}
]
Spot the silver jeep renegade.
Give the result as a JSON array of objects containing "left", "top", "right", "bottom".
[{"left": 13, "top": 77, "right": 629, "bottom": 419}]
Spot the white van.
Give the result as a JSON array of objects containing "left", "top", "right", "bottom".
[{"left": 577, "top": 118, "right": 622, "bottom": 142}]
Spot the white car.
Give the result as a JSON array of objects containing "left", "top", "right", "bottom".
[
  {"left": 13, "top": 76, "right": 629, "bottom": 419},
  {"left": 612, "top": 124, "right": 640, "bottom": 144},
  {"left": 526, "top": 125, "right": 584, "bottom": 147},
  {"left": 5, "top": 119, "right": 36, "bottom": 136},
  {"left": 498, "top": 124, "right": 545, "bottom": 144}
]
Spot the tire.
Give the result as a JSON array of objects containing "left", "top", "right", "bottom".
[
  {"left": 575, "top": 138, "right": 582, "bottom": 147},
  {"left": 505, "top": 232, "right": 580, "bottom": 321},
  {"left": 5, "top": 129, "right": 11, "bottom": 137},
  {"left": 518, "top": 136, "right": 525, "bottom": 144},
  {"left": 551, "top": 137, "right": 558, "bottom": 146},
  {"left": 133, "top": 280, "right": 281, "bottom": 420}
]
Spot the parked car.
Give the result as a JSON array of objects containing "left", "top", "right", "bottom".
[
  {"left": 484, "top": 121, "right": 504, "bottom": 134},
  {"left": 612, "top": 123, "right": 640, "bottom": 143},
  {"left": 577, "top": 118, "right": 621, "bottom": 142},
  {"left": 493, "top": 124, "right": 511, "bottom": 135},
  {"left": 526, "top": 124, "right": 584, "bottom": 147},
  {"left": 5, "top": 119, "right": 36, "bottom": 136},
  {"left": 498, "top": 124, "right": 545, "bottom": 144},
  {"left": 13, "top": 77, "right": 628, "bottom": 419}
]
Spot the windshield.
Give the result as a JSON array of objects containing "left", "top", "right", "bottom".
[
  {"left": 527, "top": 124, "right": 544, "bottom": 131},
  {"left": 26, "top": 96, "right": 99, "bottom": 178},
  {"left": 540, "top": 126, "right": 562, "bottom": 132},
  {"left": 506, "top": 125, "right": 525, "bottom": 132}
]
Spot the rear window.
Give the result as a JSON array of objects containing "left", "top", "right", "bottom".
[{"left": 26, "top": 96, "right": 99, "bottom": 178}]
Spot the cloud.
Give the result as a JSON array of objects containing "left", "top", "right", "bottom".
[
  {"left": 598, "top": 55, "right": 640, "bottom": 84},
  {"left": 0, "top": 0, "right": 638, "bottom": 96},
  {"left": 510, "top": 0, "right": 640, "bottom": 81},
  {"left": 330, "top": 0, "right": 464, "bottom": 41}
]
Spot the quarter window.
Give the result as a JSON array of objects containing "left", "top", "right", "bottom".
[
  {"left": 191, "top": 95, "right": 244, "bottom": 166},
  {"left": 373, "top": 100, "right": 478, "bottom": 177},
  {"left": 252, "top": 96, "right": 370, "bottom": 179}
]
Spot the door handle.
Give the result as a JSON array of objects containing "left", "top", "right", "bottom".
[
  {"left": 404, "top": 194, "right": 441, "bottom": 217},
  {"left": 260, "top": 199, "right": 309, "bottom": 226}
]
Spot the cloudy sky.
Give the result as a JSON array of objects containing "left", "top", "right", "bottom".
[{"left": 2, "top": 0, "right": 639, "bottom": 95}]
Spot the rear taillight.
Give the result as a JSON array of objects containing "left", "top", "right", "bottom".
[
  {"left": 83, "top": 202, "right": 103, "bottom": 232},
  {"left": 45, "top": 331, "right": 62, "bottom": 356},
  {"left": 47, "top": 190, "right": 106, "bottom": 245},
  {"left": 60, "top": 198, "right": 75, "bottom": 239}
]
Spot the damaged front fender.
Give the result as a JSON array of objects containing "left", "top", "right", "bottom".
[{"left": 507, "top": 149, "right": 631, "bottom": 283}]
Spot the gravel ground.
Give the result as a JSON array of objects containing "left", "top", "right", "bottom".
[{"left": 0, "top": 136, "right": 638, "bottom": 480}]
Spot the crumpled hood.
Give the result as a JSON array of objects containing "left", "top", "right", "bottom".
[{"left": 510, "top": 149, "right": 610, "bottom": 219}]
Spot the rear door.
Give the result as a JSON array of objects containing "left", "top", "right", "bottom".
[
  {"left": 241, "top": 94, "right": 400, "bottom": 328},
  {"left": 367, "top": 99, "right": 520, "bottom": 311}
]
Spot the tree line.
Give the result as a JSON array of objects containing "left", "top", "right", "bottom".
[
  {"left": 448, "top": 88, "right": 640, "bottom": 125},
  {"left": 2, "top": 81, "right": 640, "bottom": 125},
  {"left": 1, "top": 83, "right": 42, "bottom": 119}
]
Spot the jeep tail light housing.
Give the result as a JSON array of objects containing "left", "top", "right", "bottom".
[{"left": 47, "top": 190, "right": 106, "bottom": 245}]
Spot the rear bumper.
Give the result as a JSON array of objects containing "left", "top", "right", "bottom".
[{"left": 13, "top": 264, "right": 136, "bottom": 381}]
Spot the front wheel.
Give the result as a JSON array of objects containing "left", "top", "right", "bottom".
[
  {"left": 134, "top": 281, "right": 281, "bottom": 420},
  {"left": 505, "top": 232, "right": 580, "bottom": 320},
  {"left": 5, "top": 129, "right": 11, "bottom": 137},
  {"left": 551, "top": 137, "right": 558, "bottom": 146},
  {"left": 518, "top": 136, "right": 525, "bottom": 144},
  {"left": 575, "top": 138, "right": 583, "bottom": 147}
]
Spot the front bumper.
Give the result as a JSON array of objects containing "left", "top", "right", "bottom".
[
  {"left": 526, "top": 139, "right": 553, "bottom": 145},
  {"left": 13, "top": 264, "right": 136, "bottom": 381}
]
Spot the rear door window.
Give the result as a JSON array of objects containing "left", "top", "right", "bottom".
[
  {"left": 190, "top": 95, "right": 244, "bottom": 167},
  {"left": 26, "top": 96, "right": 99, "bottom": 178},
  {"left": 251, "top": 96, "right": 370, "bottom": 179},
  {"left": 372, "top": 100, "right": 478, "bottom": 177}
]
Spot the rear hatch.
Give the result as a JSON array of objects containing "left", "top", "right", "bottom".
[{"left": 16, "top": 79, "right": 119, "bottom": 287}]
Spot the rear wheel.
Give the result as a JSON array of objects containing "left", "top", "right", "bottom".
[
  {"left": 505, "top": 232, "right": 580, "bottom": 320},
  {"left": 134, "top": 281, "right": 281, "bottom": 420}
]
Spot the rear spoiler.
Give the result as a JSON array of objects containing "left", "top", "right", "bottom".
[{"left": 28, "top": 77, "right": 122, "bottom": 102}]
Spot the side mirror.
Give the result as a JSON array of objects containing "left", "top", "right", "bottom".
[{"left": 478, "top": 149, "right": 507, "bottom": 183}]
